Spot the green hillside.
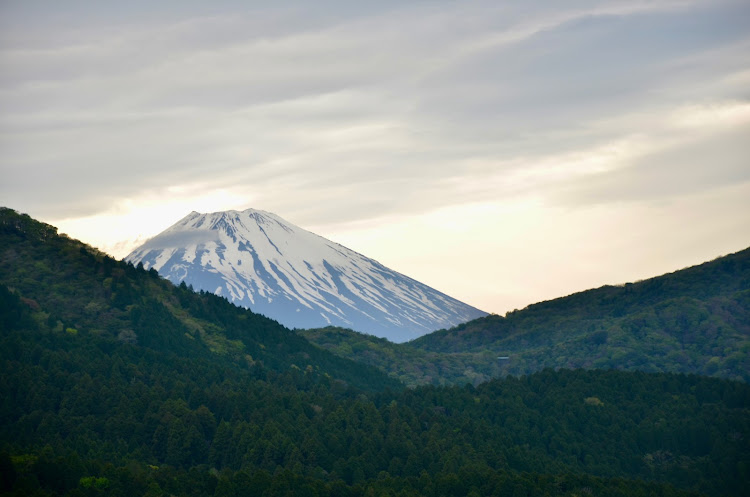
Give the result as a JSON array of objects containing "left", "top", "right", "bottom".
[
  {"left": 302, "top": 248, "right": 750, "bottom": 386},
  {"left": 411, "top": 247, "right": 750, "bottom": 382}
]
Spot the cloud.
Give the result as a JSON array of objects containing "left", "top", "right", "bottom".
[
  {"left": 1, "top": 0, "right": 748, "bottom": 233},
  {"left": 551, "top": 101, "right": 750, "bottom": 206},
  {"left": 2, "top": 0, "right": 748, "bottom": 314}
]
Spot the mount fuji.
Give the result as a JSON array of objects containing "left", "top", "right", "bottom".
[{"left": 125, "top": 209, "right": 487, "bottom": 342}]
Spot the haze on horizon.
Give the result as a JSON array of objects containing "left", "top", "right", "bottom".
[{"left": 1, "top": 0, "right": 749, "bottom": 315}]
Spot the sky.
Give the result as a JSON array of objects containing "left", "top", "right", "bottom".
[{"left": 1, "top": 0, "right": 749, "bottom": 315}]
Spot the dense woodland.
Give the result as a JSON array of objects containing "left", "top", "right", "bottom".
[
  {"left": 1, "top": 207, "right": 749, "bottom": 496},
  {"left": 302, "top": 248, "right": 750, "bottom": 387}
]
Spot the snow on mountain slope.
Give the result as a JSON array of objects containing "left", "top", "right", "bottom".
[{"left": 126, "top": 209, "right": 487, "bottom": 342}]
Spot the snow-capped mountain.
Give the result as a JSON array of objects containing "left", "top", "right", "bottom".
[{"left": 126, "top": 209, "right": 487, "bottom": 342}]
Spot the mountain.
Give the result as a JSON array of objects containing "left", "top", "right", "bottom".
[
  {"left": 126, "top": 208, "right": 487, "bottom": 342},
  {"left": 302, "top": 247, "right": 750, "bottom": 385}
]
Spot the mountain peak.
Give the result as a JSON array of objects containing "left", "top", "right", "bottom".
[
  {"left": 173, "top": 209, "right": 286, "bottom": 231},
  {"left": 127, "top": 208, "right": 486, "bottom": 342}
]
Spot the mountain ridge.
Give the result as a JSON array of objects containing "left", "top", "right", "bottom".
[
  {"left": 126, "top": 208, "right": 487, "bottom": 342},
  {"left": 412, "top": 245, "right": 750, "bottom": 352},
  {"left": 301, "top": 246, "right": 750, "bottom": 386}
]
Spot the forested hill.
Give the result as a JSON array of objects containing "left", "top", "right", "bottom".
[
  {"left": 0, "top": 207, "right": 400, "bottom": 392},
  {"left": 406, "top": 246, "right": 750, "bottom": 382}
]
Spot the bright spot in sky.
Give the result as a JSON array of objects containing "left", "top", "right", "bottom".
[{"left": 54, "top": 187, "right": 249, "bottom": 258}]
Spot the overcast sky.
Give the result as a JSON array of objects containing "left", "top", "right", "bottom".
[{"left": 2, "top": 0, "right": 749, "bottom": 314}]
